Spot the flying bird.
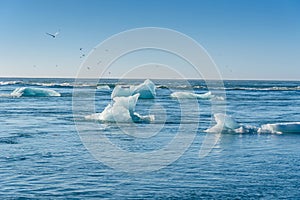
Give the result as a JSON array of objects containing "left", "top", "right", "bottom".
[{"left": 45, "top": 30, "right": 60, "bottom": 38}]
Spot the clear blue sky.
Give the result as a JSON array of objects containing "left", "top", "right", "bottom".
[{"left": 0, "top": 0, "right": 299, "bottom": 80}]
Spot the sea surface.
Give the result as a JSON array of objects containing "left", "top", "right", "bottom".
[{"left": 0, "top": 78, "right": 300, "bottom": 199}]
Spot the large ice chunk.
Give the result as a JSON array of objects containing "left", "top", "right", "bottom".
[
  {"left": 111, "top": 85, "right": 133, "bottom": 99},
  {"left": 132, "top": 79, "right": 156, "bottom": 98},
  {"left": 85, "top": 94, "right": 154, "bottom": 123},
  {"left": 111, "top": 79, "right": 156, "bottom": 99},
  {"left": 11, "top": 87, "right": 61, "bottom": 97}
]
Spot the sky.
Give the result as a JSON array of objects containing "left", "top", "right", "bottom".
[{"left": 0, "top": 0, "right": 299, "bottom": 80}]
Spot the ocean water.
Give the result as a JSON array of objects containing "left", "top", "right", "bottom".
[{"left": 0, "top": 78, "right": 300, "bottom": 199}]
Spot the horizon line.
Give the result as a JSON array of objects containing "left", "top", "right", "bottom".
[{"left": 0, "top": 76, "right": 299, "bottom": 82}]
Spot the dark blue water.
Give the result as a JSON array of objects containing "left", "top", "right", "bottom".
[{"left": 0, "top": 78, "right": 299, "bottom": 199}]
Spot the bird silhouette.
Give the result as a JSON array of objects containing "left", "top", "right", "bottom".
[{"left": 46, "top": 30, "right": 60, "bottom": 38}]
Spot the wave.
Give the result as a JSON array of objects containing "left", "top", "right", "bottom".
[
  {"left": 1, "top": 79, "right": 299, "bottom": 92},
  {"left": 206, "top": 114, "right": 300, "bottom": 134},
  {"left": 226, "top": 86, "right": 300, "bottom": 91},
  {"left": 29, "top": 82, "right": 93, "bottom": 88},
  {"left": 0, "top": 94, "right": 13, "bottom": 97},
  {"left": 170, "top": 91, "right": 213, "bottom": 99},
  {"left": 157, "top": 85, "right": 300, "bottom": 91},
  {"left": 0, "top": 81, "right": 23, "bottom": 86},
  {"left": 0, "top": 80, "right": 98, "bottom": 88},
  {"left": 30, "top": 82, "right": 73, "bottom": 87},
  {"left": 0, "top": 80, "right": 154, "bottom": 91},
  {"left": 156, "top": 85, "right": 206, "bottom": 90},
  {"left": 10, "top": 87, "right": 61, "bottom": 97},
  {"left": 170, "top": 91, "right": 224, "bottom": 100}
]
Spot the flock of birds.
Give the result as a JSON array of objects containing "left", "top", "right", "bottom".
[
  {"left": 45, "top": 29, "right": 85, "bottom": 58},
  {"left": 43, "top": 29, "right": 96, "bottom": 71},
  {"left": 42, "top": 29, "right": 111, "bottom": 75},
  {"left": 30, "top": 29, "right": 113, "bottom": 76}
]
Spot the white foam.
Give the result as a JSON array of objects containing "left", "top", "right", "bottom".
[
  {"left": 10, "top": 87, "right": 61, "bottom": 97},
  {"left": 170, "top": 91, "right": 214, "bottom": 99},
  {"left": 30, "top": 82, "right": 93, "bottom": 87},
  {"left": 227, "top": 86, "right": 300, "bottom": 91},
  {"left": 0, "top": 81, "right": 23, "bottom": 86},
  {"left": 0, "top": 94, "right": 12, "bottom": 97},
  {"left": 31, "top": 83, "right": 58, "bottom": 87},
  {"left": 111, "top": 79, "right": 156, "bottom": 99}
]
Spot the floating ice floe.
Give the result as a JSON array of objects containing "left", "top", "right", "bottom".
[
  {"left": 205, "top": 113, "right": 242, "bottom": 133},
  {"left": 170, "top": 91, "right": 215, "bottom": 99},
  {"left": 259, "top": 122, "right": 300, "bottom": 134},
  {"left": 85, "top": 94, "right": 154, "bottom": 123},
  {"left": 96, "top": 85, "right": 111, "bottom": 90},
  {"left": 10, "top": 87, "right": 61, "bottom": 97},
  {"left": 111, "top": 79, "right": 156, "bottom": 99},
  {"left": 205, "top": 113, "right": 300, "bottom": 134}
]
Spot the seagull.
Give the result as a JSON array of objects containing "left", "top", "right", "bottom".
[{"left": 46, "top": 30, "right": 60, "bottom": 38}]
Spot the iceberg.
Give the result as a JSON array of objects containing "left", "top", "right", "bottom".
[
  {"left": 132, "top": 79, "right": 156, "bottom": 98},
  {"left": 85, "top": 94, "right": 154, "bottom": 123},
  {"left": 206, "top": 113, "right": 300, "bottom": 134},
  {"left": 260, "top": 122, "right": 300, "bottom": 134},
  {"left": 170, "top": 91, "right": 214, "bottom": 99},
  {"left": 111, "top": 79, "right": 156, "bottom": 99},
  {"left": 10, "top": 87, "right": 61, "bottom": 97}
]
